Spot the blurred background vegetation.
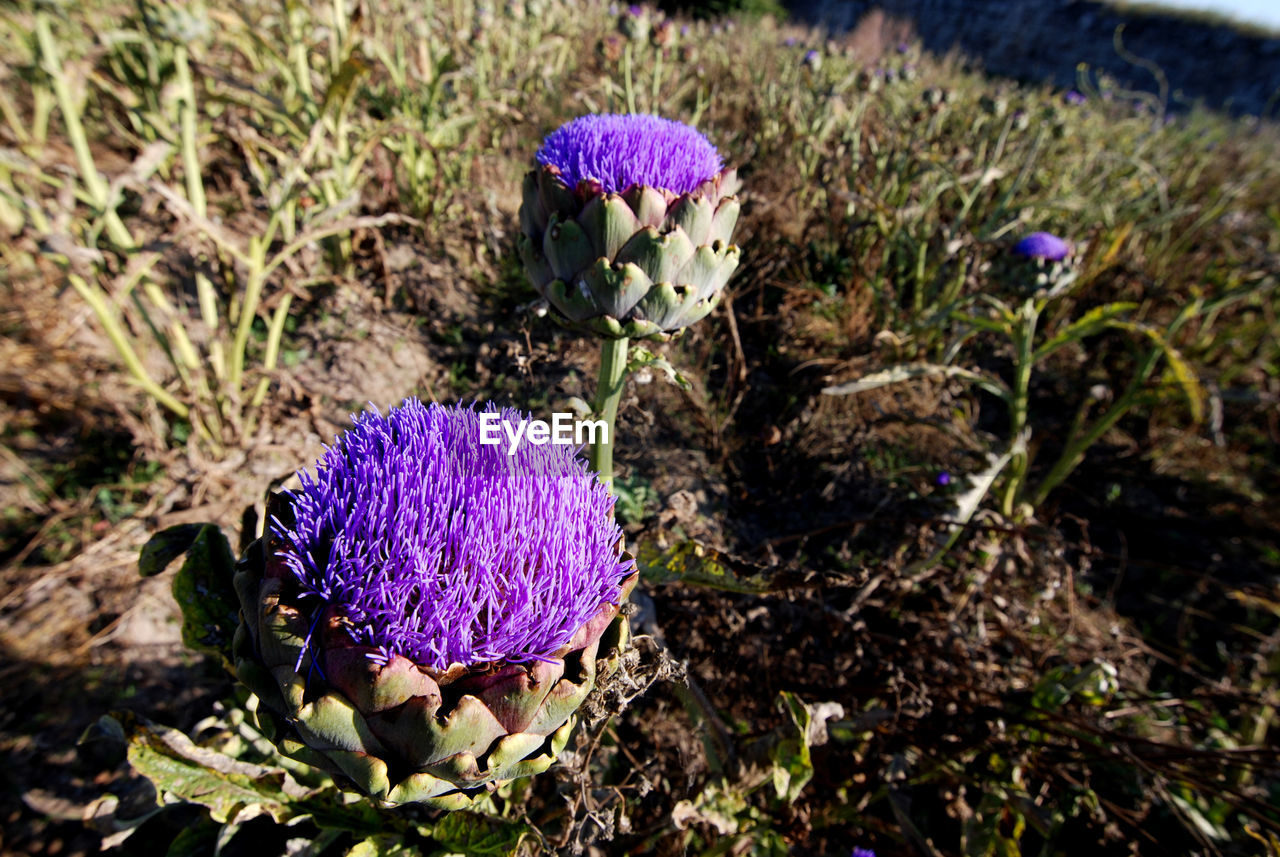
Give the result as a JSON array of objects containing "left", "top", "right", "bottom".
[{"left": 0, "top": 0, "right": 1277, "bottom": 854}]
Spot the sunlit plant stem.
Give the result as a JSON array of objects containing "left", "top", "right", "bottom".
[
  {"left": 172, "top": 43, "right": 225, "bottom": 382},
  {"left": 33, "top": 8, "right": 133, "bottom": 249},
  {"left": 1000, "top": 299, "right": 1038, "bottom": 517},
  {"left": 590, "top": 336, "right": 629, "bottom": 489}
]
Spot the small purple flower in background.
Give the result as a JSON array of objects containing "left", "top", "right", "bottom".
[
  {"left": 536, "top": 113, "right": 723, "bottom": 194},
  {"left": 1013, "top": 231, "right": 1071, "bottom": 262},
  {"left": 273, "top": 399, "right": 633, "bottom": 670},
  {"left": 783, "top": 36, "right": 798, "bottom": 47},
  {"left": 680, "top": 23, "right": 690, "bottom": 37},
  {"left": 618, "top": 3, "right": 649, "bottom": 40},
  {"left": 600, "top": 32, "right": 625, "bottom": 61},
  {"left": 803, "top": 49, "right": 821, "bottom": 71},
  {"left": 852, "top": 849, "right": 876, "bottom": 857},
  {"left": 652, "top": 18, "right": 675, "bottom": 47},
  {"left": 936, "top": 471, "right": 952, "bottom": 487},
  {"left": 1064, "top": 89, "right": 1087, "bottom": 106},
  {"left": 896, "top": 41, "right": 910, "bottom": 53}
]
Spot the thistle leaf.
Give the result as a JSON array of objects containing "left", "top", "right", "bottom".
[
  {"left": 634, "top": 540, "right": 772, "bottom": 594},
  {"left": 1031, "top": 302, "right": 1139, "bottom": 363},
  {"left": 1110, "top": 321, "right": 1205, "bottom": 423},
  {"left": 141, "top": 524, "right": 239, "bottom": 663},
  {"left": 347, "top": 837, "right": 420, "bottom": 857},
  {"left": 139, "top": 524, "right": 208, "bottom": 578},
  {"left": 822, "top": 363, "right": 1010, "bottom": 402},
  {"left": 427, "top": 811, "right": 534, "bottom": 856},
  {"left": 113, "top": 711, "right": 313, "bottom": 825},
  {"left": 770, "top": 691, "right": 815, "bottom": 805}
]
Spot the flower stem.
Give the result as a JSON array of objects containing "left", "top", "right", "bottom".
[
  {"left": 1000, "top": 298, "right": 1039, "bottom": 518},
  {"left": 35, "top": 10, "right": 134, "bottom": 250},
  {"left": 590, "top": 336, "right": 628, "bottom": 489}
]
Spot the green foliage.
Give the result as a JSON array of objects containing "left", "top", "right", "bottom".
[
  {"left": 5, "top": 0, "right": 1279, "bottom": 853},
  {"left": 116, "top": 710, "right": 315, "bottom": 825},
  {"left": 429, "top": 813, "right": 534, "bottom": 856},
  {"left": 658, "top": 0, "right": 788, "bottom": 21},
  {"left": 102, "top": 708, "right": 535, "bottom": 855},
  {"left": 611, "top": 472, "right": 658, "bottom": 527},
  {"left": 824, "top": 258, "right": 1262, "bottom": 517},
  {"left": 140, "top": 523, "right": 239, "bottom": 663},
  {"left": 635, "top": 539, "right": 773, "bottom": 594},
  {"left": 669, "top": 691, "right": 843, "bottom": 856},
  {"left": 768, "top": 691, "right": 816, "bottom": 804}
]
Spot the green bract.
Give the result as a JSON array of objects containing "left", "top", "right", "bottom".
[
  {"left": 518, "top": 164, "right": 743, "bottom": 340},
  {"left": 231, "top": 495, "right": 637, "bottom": 809}
]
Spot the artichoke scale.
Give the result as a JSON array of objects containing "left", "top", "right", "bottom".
[
  {"left": 614, "top": 227, "right": 696, "bottom": 285},
  {"left": 543, "top": 215, "right": 598, "bottom": 281},
  {"left": 579, "top": 260, "right": 652, "bottom": 321},
  {"left": 580, "top": 194, "right": 641, "bottom": 260},
  {"left": 663, "top": 195, "right": 714, "bottom": 246}
]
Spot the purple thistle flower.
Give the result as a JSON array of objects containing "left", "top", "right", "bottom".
[
  {"left": 803, "top": 49, "right": 821, "bottom": 68},
  {"left": 1064, "top": 89, "right": 1087, "bottom": 105},
  {"left": 272, "top": 399, "right": 633, "bottom": 671},
  {"left": 627, "top": 3, "right": 643, "bottom": 15},
  {"left": 536, "top": 113, "right": 723, "bottom": 195},
  {"left": 1013, "top": 231, "right": 1071, "bottom": 262},
  {"left": 852, "top": 849, "right": 876, "bottom": 857}
]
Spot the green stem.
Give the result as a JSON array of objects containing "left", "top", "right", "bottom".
[
  {"left": 173, "top": 44, "right": 222, "bottom": 373},
  {"left": 651, "top": 43, "right": 662, "bottom": 111},
  {"left": 1001, "top": 299, "right": 1039, "bottom": 517},
  {"left": 67, "top": 274, "right": 187, "bottom": 418},
  {"left": 1026, "top": 392, "right": 1136, "bottom": 511},
  {"left": 229, "top": 239, "right": 268, "bottom": 389},
  {"left": 623, "top": 43, "right": 636, "bottom": 114},
  {"left": 35, "top": 10, "right": 133, "bottom": 249},
  {"left": 589, "top": 336, "right": 629, "bottom": 489}
]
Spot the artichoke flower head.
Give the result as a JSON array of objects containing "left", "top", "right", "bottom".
[
  {"left": 233, "top": 400, "right": 636, "bottom": 808},
  {"left": 519, "top": 113, "right": 742, "bottom": 340}
]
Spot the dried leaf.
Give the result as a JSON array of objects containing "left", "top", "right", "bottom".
[
  {"left": 113, "top": 711, "right": 314, "bottom": 825},
  {"left": 823, "top": 363, "right": 1009, "bottom": 401}
]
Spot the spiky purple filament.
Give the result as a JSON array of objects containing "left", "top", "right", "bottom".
[
  {"left": 535, "top": 113, "right": 724, "bottom": 195},
  {"left": 272, "top": 400, "right": 631, "bottom": 671}
]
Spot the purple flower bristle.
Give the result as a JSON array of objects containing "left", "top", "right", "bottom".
[
  {"left": 1013, "top": 231, "right": 1071, "bottom": 262},
  {"left": 536, "top": 113, "right": 723, "bottom": 195},
  {"left": 272, "top": 400, "right": 632, "bottom": 671}
]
